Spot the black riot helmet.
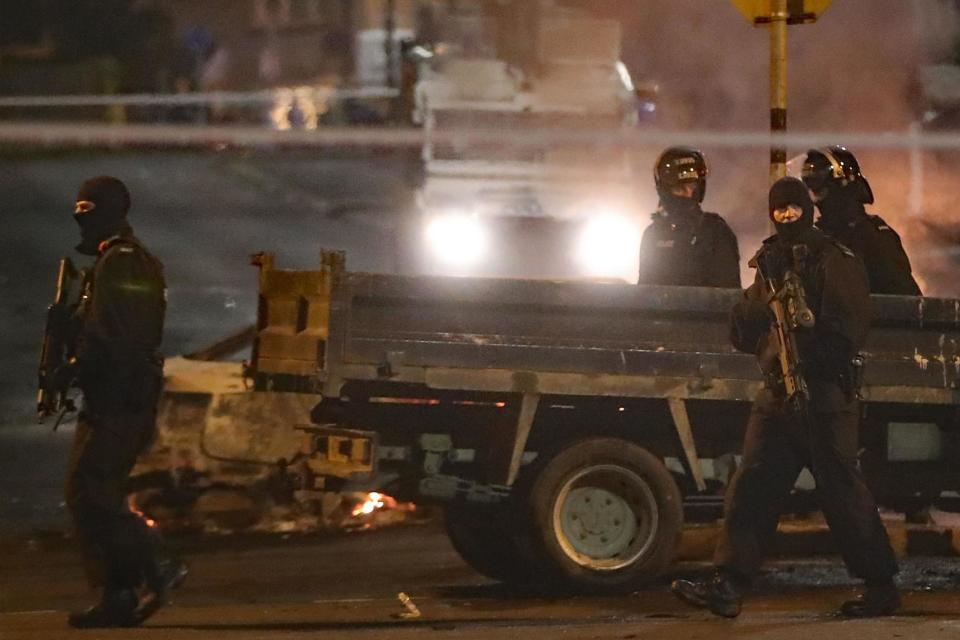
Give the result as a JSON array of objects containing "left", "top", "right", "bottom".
[
  {"left": 801, "top": 146, "right": 874, "bottom": 205},
  {"left": 654, "top": 146, "right": 708, "bottom": 212}
]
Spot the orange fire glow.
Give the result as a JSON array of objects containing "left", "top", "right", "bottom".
[
  {"left": 127, "top": 498, "right": 158, "bottom": 529},
  {"left": 352, "top": 492, "right": 386, "bottom": 517}
]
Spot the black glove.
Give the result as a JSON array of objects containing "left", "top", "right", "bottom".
[
  {"left": 758, "top": 244, "right": 790, "bottom": 283},
  {"left": 49, "top": 358, "right": 78, "bottom": 392},
  {"left": 730, "top": 297, "right": 772, "bottom": 354}
]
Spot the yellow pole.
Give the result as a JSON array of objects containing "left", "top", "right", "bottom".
[{"left": 769, "top": 0, "right": 788, "bottom": 185}]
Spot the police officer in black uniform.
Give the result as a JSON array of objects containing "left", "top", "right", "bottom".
[
  {"left": 638, "top": 147, "right": 741, "bottom": 288},
  {"left": 61, "top": 176, "right": 186, "bottom": 628},
  {"left": 802, "top": 146, "right": 922, "bottom": 295},
  {"left": 671, "top": 177, "right": 899, "bottom": 618}
]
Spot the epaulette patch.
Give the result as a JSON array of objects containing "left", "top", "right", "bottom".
[{"left": 865, "top": 215, "right": 894, "bottom": 233}]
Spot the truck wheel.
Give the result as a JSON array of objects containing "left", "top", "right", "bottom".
[
  {"left": 525, "top": 438, "right": 683, "bottom": 592},
  {"left": 444, "top": 502, "right": 532, "bottom": 584}
]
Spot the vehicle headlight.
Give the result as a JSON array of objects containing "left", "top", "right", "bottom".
[
  {"left": 424, "top": 213, "right": 488, "bottom": 267},
  {"left": 576, "top": 213, "right": 641, "bottom": 282}
]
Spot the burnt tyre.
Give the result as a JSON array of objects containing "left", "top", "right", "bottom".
[
  {"left": 525, "top": 437, "right": 683, "bottom": 592},
  {"left": 444, "top": 501, "right": 533, "bottom": 584}
]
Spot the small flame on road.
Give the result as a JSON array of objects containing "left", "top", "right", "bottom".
[
  {"left": 352, "top": 492, "right": 386, "bottom": 517},
  {"left": 127, "top": 497, "right": 158, "bottom": 529}
]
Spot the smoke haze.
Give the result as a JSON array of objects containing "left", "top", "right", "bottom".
[{"left": 619, "top": 0, "right": 960, "bottom": 294}]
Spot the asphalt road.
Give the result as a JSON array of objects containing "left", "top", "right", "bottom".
[
  {"left": 4, "top": 148, "right": 960, "bottom": 639},
  {"left": 2, "top": 525, "right": 960, "bottom": 639},
  {"left": 0, "top": 148, "right": 418, "bottom": 424}
]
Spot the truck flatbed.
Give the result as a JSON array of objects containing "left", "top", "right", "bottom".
[{"left": 237, "top": 251, "right": 960, "bottom": 591}]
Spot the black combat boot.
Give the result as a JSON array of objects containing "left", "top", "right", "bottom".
[
  {"left": 839, "top": 582, "right": 900, "bottom": 618},
  {"left": 146, "top": 555, "right": 189, "bottom": 597},
  {"left": 671, "top": 577, "right": 710, "bottom": 608},
  {"left": 68, "top": 589, "right": 140, "bottom": 628},
  {"left": 671, "top": 571, "right": 743, "bottom": 618},
  {"left": 135, "top": 556, "right": 189, "bottom": 624}
]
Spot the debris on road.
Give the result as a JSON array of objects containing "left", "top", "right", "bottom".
[{"left": 395, "top": 592, "right": 421, "bottom": 620}]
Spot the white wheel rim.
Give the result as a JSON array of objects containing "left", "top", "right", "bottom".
[{"left": 552, "top": 464, "right": 659, "bottom": 571}]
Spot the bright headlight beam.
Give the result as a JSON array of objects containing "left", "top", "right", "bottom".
[
  {"left": 577, "top": 213, "right": 641, "bottom": 282},
  {"left": 424, "top": 213, "right": 488, "bottom": 267}
]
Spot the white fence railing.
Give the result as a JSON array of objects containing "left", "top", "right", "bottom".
[{"left": 1, "top": 120, "right": 959, "bottom": 152}]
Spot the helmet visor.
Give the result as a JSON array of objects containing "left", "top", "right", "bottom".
[{"left": 801, "top": 161, "right": 830, "bottom": 197}]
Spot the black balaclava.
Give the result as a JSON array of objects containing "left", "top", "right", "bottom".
[
  {"left": 815, "top": 184, "right": 866, "bottom": 233},
  {"left": 658, "top": 185, "right": 702, "bottom": 219},
  {"left": 74, "top": 176, "right": 133, "bottom": 255},
  {"left": 769, "top": 177, "right": 814, "bottom": 242}
]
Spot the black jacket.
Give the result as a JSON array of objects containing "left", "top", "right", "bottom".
[
  {"left": 731, "top": 229, "right": 871, "bottom": 412},
  {"left": 818, "top": 213, "right": 921, "bottom": 296},
  {"left": 637, "top": 208, "right": 740, "bottom": 288},
  {"left": 75, "top": 234, "right": 166, "bottom": 409}
]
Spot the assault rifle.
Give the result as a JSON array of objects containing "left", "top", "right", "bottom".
[
  {"left": 37, "top": 257, "right": 84, "bottom": 426},
  {"left": 757, "top": 244, "right": 816, "bottom": 409}
]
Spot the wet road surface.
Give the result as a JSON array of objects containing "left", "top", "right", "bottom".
[{"left": 2, "top": 524, "right": 960, "bottom": 639}]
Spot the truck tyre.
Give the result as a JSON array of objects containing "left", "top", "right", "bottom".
[
  {"left": 444, "top": 501, "right": 533, "bottom": 584},
  {"left": 524, "top": 437, "right": 683, "bottom": 592}
]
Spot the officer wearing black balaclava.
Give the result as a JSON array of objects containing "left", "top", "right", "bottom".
[
  {"left": 74, "top": 177, "right": 134, "bottom": 254},
  {"left": 637, "top": 147, "right": 741, "bottom": 287},
  {"left": 672, "top": 177, "right": 900, "bottom": 620},
  {"left": 802, "top": 147, "right": 921, "bottom": 295},
  {"left": 61, "top": 176, "right": 187, "bottom": 628}
]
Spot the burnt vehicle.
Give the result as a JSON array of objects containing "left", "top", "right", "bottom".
[{"left": 163, "top": 249, "right": 960, "bottom": 591}]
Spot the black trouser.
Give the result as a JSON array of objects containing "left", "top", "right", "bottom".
[
  {"left": 714, "top": 389, "right": 898, "bottom": 585},
  {"left": 65, "top": 378, "right": 165, "bottom": 591}
]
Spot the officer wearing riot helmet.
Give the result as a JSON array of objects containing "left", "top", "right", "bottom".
[
  {"left": 637, "top": 147, "right": 741, "bottom": 287},
  {"left": 671, "top": 177, "right": 900, "bottom": 618},
  {"left": 802, "top": 146, "right": 922, "bottom": 295},
  {"left": 59, "top": 177, "right": 186, "bottom": 628}
]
